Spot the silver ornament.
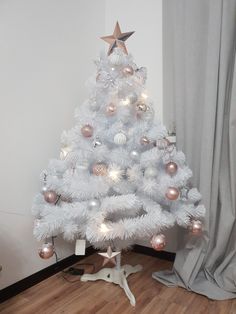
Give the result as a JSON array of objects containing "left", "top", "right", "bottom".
[
  {"left": 88, "top": 199, "right": 101, "bottom": 211},
  {"left": 114, "top": 132, "right": 127, "bottom": 145},
  {"left": 93, "top": 137, "right": 102, "bottom": 148},
  {"left": 41, "top": 185, "right": 48, "bottom": 194},
  {"left": 130, "top": 150, "right": 139, "bottom": 160}
]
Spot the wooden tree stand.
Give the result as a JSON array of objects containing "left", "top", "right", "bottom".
[{"left": 80, "top": 253, "right": 143, "bottom": 306}]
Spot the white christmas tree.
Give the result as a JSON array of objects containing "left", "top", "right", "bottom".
[{"left": 32, "top": 22, "right": 205, "bottom": 306}]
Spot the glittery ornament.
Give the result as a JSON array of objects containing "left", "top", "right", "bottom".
[
  {"left": 81, "top": 124, "right": 93, "bottom": 138},
  {"left": 122, "top": 65, "right": 134, "bottom": 76},
  {"left": 190, "top": 220, "right": 203, "bottom": 235},
  {"left": 38, "top": 243, "right": 54, "bottom": 259},
  {"left": 44, "top": 191, "right": 58, "bottom": 204},
  {"left": 165, "top": 187, "right": 179, "bottom": 201},
  {"left": 165, "top": 162, "right": 178, "bottom": 176},
  {"left": 127, "top": 92, "right": 138, "bottom": 104},
  {"left": 140, "top": 136, "right": 150, "bottom": 145},
  {"left": 151, "top": 234, "right": 166, "bottom": 251},
  {"left": 88, "top": 199, "right": 101, "bottom": 211},
  {"left": 114, "top": 133, "right": 127, "bottom": 145},
  {"left": 92, "top": 162, "right": 108, "bottom": 176},
  {"left": 156, "top": 138, "right": 170, "bottom": 150},
  {"left": 144, "top": 167, "right": 158, "bottom": 178},
  {"left": 130, "top": 150, "right": 139, "bottom": 160},
  {"left": 106, "top": 103, "right": 117, "bottom": 116},
  {"left": 136, "top": 102, "right": 148, "bottom": 112}
]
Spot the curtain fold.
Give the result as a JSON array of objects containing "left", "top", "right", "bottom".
[{"left": 153, "top": 0, "right": 236, "bottom": 299}]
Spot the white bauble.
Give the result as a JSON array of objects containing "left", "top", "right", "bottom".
[
  {"left": 130, "top": 150, "right": 140, "bottom": 160},
  {"left": 127, "top": 92, "right": 138, "bottom": 104},
  {"left": 109, "top": 53, "right": 124, "bottom": 65},
  {"left": 144, "top": 166, "right": 158, "bottom": 178},
  {"left": 88, "top": 199, "right": 101, "bottom": 210},
  {"left": 114, "top": 133, "right": 127, "bottom": 145}
]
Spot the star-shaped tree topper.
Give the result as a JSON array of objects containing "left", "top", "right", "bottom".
[
  {"left": 98, "top": 246, "right": 121, "bottom": 266},
  {"left": 101, "top": 21, "right": 134, "bottom": 56}
]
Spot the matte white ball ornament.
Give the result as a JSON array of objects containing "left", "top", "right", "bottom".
[
  {"left": 130, "top": 150, "right": 140, "bottom": 160},
  {"left": 109, "top": 53, "right": 124, "bottom": 65},
  {"left": 144, "top": 167, "right": 158, "bottom": 178},
  {"left": 88, "top": 199, "right": 101, "bottom": 211},
  {"left": 114, "top": 133, "right": 127, "bottom": 145}
]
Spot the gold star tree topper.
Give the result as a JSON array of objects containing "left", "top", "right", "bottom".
[
  {"left": 98, "top": 246, "right": 121, "bottom": 266},
  {"left": 101, "top": 21, "right": 134, "bottom": 56}
]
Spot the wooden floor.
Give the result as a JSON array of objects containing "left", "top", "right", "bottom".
[{"left": 1, "top": 252, "right": 236, "bottom": 314}]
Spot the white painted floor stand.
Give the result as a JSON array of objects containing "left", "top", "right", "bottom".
[{"left": 80, "top": 253, "right": 143, "bottom": 306}]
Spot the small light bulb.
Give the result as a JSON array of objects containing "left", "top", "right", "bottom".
[
  {"left": 141, "top": 92, "right": 148, "bottom": 99},
  {"left": 122, "top": 98, "right": 130, "bottom": 106},
  {"left": 100, "top": 223, "right": 110, "bottom": 233}
]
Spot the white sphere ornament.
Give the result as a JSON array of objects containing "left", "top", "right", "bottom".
[
  {"left": 109, "top": 53, "right": 124, "bottom": 65},
  {"left": 114, "top": 133, "right": 127, "bottom": 145},
  {"left": 88, "top": 199, "right": 101, "bottom": 211},
  {"left": 130, "top": 150, "right": 140, "bottom": 160},
  {"left": 151, "top": 234, "right": 166, "bottom": 251},
  {"left": 127, "top": 92, "right": 138, "bottom": 104},
  {"left": 144, "top": 167, "right": 158, "bottom": 178}
]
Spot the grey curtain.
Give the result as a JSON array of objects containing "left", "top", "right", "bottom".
[{"left": 153, "top": 0, "right": 236, "bottom": 299}]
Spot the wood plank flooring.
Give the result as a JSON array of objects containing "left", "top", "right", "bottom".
[{"left": 1, "top": 251, "right": 236, "bottom": 314}]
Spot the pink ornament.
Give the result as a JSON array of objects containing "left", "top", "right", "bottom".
[
  {"left": 81, "top": 124, "right": 93, "bottom": 138},
  {"left": 44, "top": 191, "right": 58, "bottom": 204},
  {"left": 106, "top": 103, "right": 117, "bottom": 116},
  {"left": 151, "top": 234, "right": 166, "bottom": 251},
  {"left": 122, "top": 65, "right": 134, "bottom": 76},
  {"left": 165, "top": 162, "right": 178, "bottom": 176},
  {"left": 38, "top": 243, "right": 54, "bottom": 259},
  {"left": 165, "top": 187, "right": 179, "bottom": 201},
  {"left": 190, "top": 220, "right": 203, "bottom": 235},
  {"left": 92, "top": 162, "right": 108, "bottom": 176},
  {"left": 140, "top": 136, "right": 150, "bottom": 145}
]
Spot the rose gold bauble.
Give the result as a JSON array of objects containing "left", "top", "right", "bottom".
[
  {"left": 165, "top": 187, "right": 179, "bottom": 200},
  {"left": 190, "top": 220, "right": 203, "bottom": 235},
  {"left": 165, "top": 161, "right": 178, "bottom": 176},
  {"left": 106, "top": 103, "right": 117, "bottom": 116},
  {"left": 92, "top": 162, "right": 108, "bottom": 176},
  {"left": 140, "top": 136, "right": 150, "bottom": 145},
  {"left": 38, "top": 243, "right": 54, "bottom": 259},
  {"left": 81, "top": 124, "right": 93, "bottom": 138},
  {"left": 122, "top": 65, "right": 134, "bottom": 76},
  {"left": 156, "top": 138, "right": 170, "bottom": 150},
  {"left": 151, "top": 234, "right": 166, "bottom": 251},
  {"left": 44, "top": 191, "right": 58, "bottom": 204}
]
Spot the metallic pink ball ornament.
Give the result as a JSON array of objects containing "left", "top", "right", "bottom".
[
  {"left": 122, "top": 65, "right": 134, "bottom": 76},
  {"left": 106, "top": 103, "right": 117, "bottom": 116},
  {"left": 190, "top": 220, "right": 203, "bottom": 235},
  {"left": 165, "top": 187, "right": 179, "bottom": 201},
  {"left": 140, "top": 136, "right": 150, "bottom": 145},
  {"left": 165, "top": 161, "right": 178, "bottom": 176},
  {"left": 81, "top": 124, "right": 93, "bottom": 138},
  {"left": 44, "top": 191, "right": 58, "bottom": 204},
  {"left": 151, "top": 234, "right": 166, "bottom": 251},
  {"left": 92, "top": 162, "right": 108, "bottom": 176},
  {"left": 38, "top": 243, "right": 54, "bottom": 259}
]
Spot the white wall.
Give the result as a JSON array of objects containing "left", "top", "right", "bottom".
[
  {"left": 105, "top": 0, "right": 163, "bottom": 119},
  {"left": 0, "top": 0, "right": 106, "bottom": 290},
  {"left": 0, "top": 0, "right": 165, "bottom": 290}
]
